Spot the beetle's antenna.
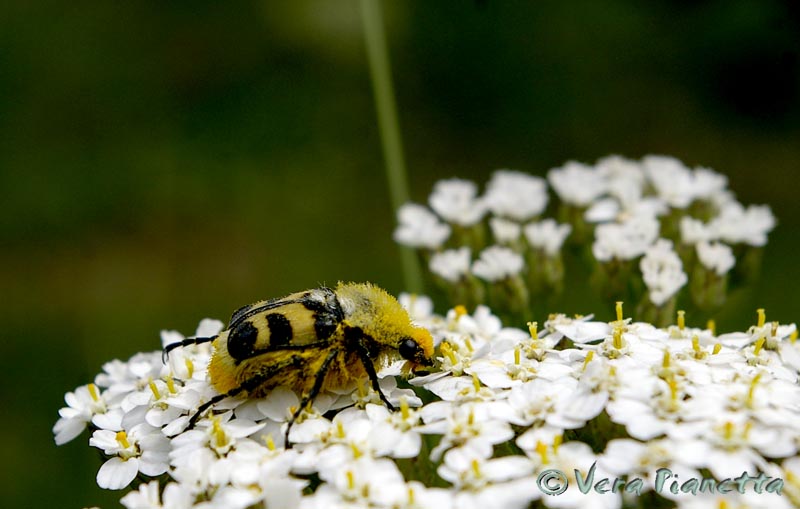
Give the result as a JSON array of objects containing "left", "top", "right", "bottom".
[{"left": 162, "top": 335, "right": 217, "bottom": 364}]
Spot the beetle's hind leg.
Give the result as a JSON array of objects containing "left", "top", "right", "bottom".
[
  {"left": 186, "top": 356, "right": 300, "bottom": 430},
  {"left": 285, "top": 348, "right": 339, "bottom": 449},
  {"left": 162, "top": 335, "right": 217, "bottom": 363},
  {"left": 188, "top": 391, "right": 235, "bottom": 428}
]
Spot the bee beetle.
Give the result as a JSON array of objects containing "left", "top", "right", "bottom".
[{"left": 163, "top": 282, "right": 434, "bottom": 445}]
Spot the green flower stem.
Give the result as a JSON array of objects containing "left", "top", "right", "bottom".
[
  {"left": 488, "top": 275, "right": 530, "bottom": 326},
  {"left": 526, "top": 249, "right": 565, "bottom": 296},
  {"left": 558, "top": 203, "right": 591, "bottom": 244},
  {"left": 434, "top": 274, "right": 485, "bottom": 312},
  {"left": 448, "top": 222, "right": 486, "bottom": 253},
  {"left": 690, "top": 263, "right": 728, "bottom": 312},
  {"left": 360, "top": 0, "right": 423, "bottom": 293},
  {"left": 636, "top": 294, "right": 677, "bottom": 328}
]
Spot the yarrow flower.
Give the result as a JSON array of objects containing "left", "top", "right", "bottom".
[
  {"left": 592, "top": 215, "right": 660, "bottom": 262},
  {"left": 696, "top": 241, "right": 735, "bottom": 276},
  {"left": 429, "top": 178, "right": 487, "bottom": 226},
  {"left": 548, "top": 161, "right": 608, "bottom": 207},
  {"left": 56, "top": 302, "right": 797, "bottom": 508},
  {"left": 429, "top": 247, "right": 472, "bottom": 283},
  {"left": 524, "top": 219, "right": 571, "bottom": 256},
  {"left": 394, "top": 155, "right": 774, "bottom": 324},
  {"left": 489, "top": 216, "right": 522, "bottom": 246},
  {"left": 58, "top": 155, "right": 784, "bottom": 508},
  {"left": 484, "top": 169, "right": 548, "bottom": 221},
  {"left": 471, "top": 245, "right": 524, "bottom": 282},
  {"left": 640, "top": 239, "right": 687, "bottom": 306},
  {"left": 393, "top": 203, "right": 451, "bottom": 249}
]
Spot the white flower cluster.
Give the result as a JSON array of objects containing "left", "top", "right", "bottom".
[
  {"left": 395, "top": 156, "right": 775, "bottom": 311},
  {"left": 55, "top": 302, "right": 800, "bottom": 509},
  {"left": 396, "top": 169, "right": 569, "bottom": 312}
]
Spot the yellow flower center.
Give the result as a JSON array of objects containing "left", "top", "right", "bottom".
[
  {"left": 582, "top": 351, "right": 595, "bottom": 371},
  {"left": 757, "top": 308, "right": 766, "bottom": 328},
  {"left": 527, "top": 321, "right": 539, "bottom": 340},
  {"left": 148, "top": 378, "right": 161, "bottom": 400},
  {"left": 88, "top": 383, "right": 100, "bottom": 402}
]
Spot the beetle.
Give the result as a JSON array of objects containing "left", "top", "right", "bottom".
[{"left": 163, "top": 282, "right": 434, "bottom": 445}]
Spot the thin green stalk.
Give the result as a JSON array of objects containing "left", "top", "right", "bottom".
[{"left": 360, "top": 0, "right": 423, "bottom": 293}]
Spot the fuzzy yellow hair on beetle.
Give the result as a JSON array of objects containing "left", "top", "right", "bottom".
[{"left": 163, "top": 282, "right": 434, "bottom": 445}]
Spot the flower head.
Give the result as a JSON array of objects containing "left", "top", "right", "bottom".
[
  {"left": 471, "top": 246, "right": 524, "bottom": 282},
  {"left": 484, "top": 169, "right": 548, "bottom": 221},
  {"left": 592, "top": 216, "right": 660, "bottom": 262},
  {"left": 640, "top": 239, "right": 688, "bottom": 306},
  {"left": 523, "top": 219, "right": 571, "bottom": 256},
  {"left": 429, "top": 178, "right": 487, "bottom": 226},
  {"left": 430, "top": 247, "right": 472, "bottom": 283},
  {"left": 548, "top": 161, "right": 608, "bottom": 207},
  {"left": 696, "top": 241, "right": 735, "bottom": 275},
  {"left": 394, "top": 203, "right": 451, "bottom": 249}
]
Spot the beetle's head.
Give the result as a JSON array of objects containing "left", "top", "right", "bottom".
[{"left": 398, "top": 326, "right": 434, "bottom": 375}]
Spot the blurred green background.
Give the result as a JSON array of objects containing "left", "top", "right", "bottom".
[{"left": 2, "top": 0, "right": 799, "bottom": 506}]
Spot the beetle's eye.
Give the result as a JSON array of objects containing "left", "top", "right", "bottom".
[{"left": 398, "top": 337, "right": 418, "bottom": 360}]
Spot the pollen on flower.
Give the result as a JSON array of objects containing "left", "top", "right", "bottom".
[
  {"left": 757, "top": 308, "right": 766, "bottom": 328},
  {"left": 463, "top": 337, "right": 474, "bottom": 353},
  {"left": 690, "top": 335, "right": 707, "bottom": 360},
  {"left": 753, "top": 337, "right": 766, "bottom": 356},
  {"left": 677, "top": 310, "right": 685, "bottom": 331},
  {"left": 147, "top": 378, "right": 161, "bottom": 400},
  {"left": 746, "top": 373, "right": 762, "bottom": 408},
  {"left": 211, "top": 417, "right": 228, "bottom": 449},
  {"left": 665, "top": 377, "right": 680, "bottom": 412},
  {"left": 552, "top": 434, "right": 562, "bottom": 453},
  {"left": 471, "top": 373, "right": 481, "bottom": 393},
  {"left": 582, "top": 350, "right": 595, "bottom": 370},
  {"left": 535, "top": 440, "right": 549, "bottom": 464},
  {"left": 612, "top": 327, "right": 625, "bottom": 350},
  {"left": 407, "top": 486, "right": 416, "bottom": 505},
  {"left": 264, "top": 433, "right": 276, "bottom": 451},
  {"left": 88, "top": 383, "right": 100, "bottom": 402},
  {"left": 116, "top": 431, "right": 130, "bottom": 449}
]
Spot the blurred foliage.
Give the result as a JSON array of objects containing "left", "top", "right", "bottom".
[{"left": 1, "top": 0, "right": 798, "bottom": 507}]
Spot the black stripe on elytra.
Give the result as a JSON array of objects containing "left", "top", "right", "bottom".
[
  {"left": 298, "top": 288, "right": 336, "bottom": 313},
  {"left": 300, "top": 288, "right": 344, "bottom": 340},
  {"left": 228, "top": 298, "right": 302, "bottom": 328},
  {"left": 227, "top": 321, "right": 258, "bottom": 361},
  {"left": 266, "top": 313, "right": 293, "bottom": 346}
]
